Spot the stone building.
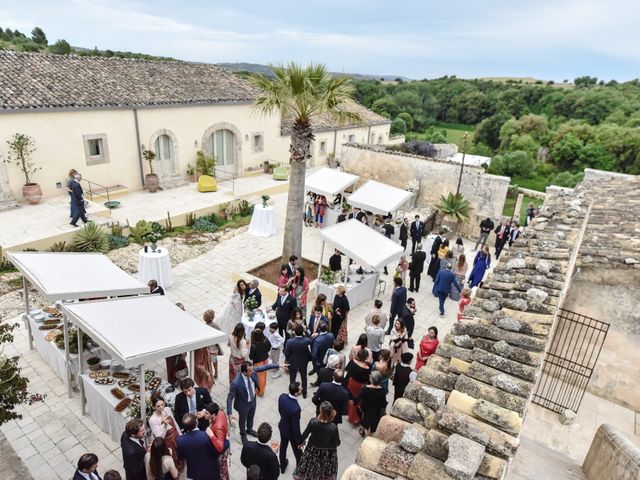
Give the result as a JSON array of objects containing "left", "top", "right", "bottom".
[
  {"left": 0, "top": 51, "right": 390, "bottom": 205},
  {"left": 343, "top": 169, "right": 640, "bottom": 480}
]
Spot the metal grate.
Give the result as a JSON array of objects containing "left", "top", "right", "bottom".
[{"left": 532, "top": 308, "right": 609, "bottom": 414}]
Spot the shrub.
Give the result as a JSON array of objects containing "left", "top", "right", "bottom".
[
  {"left": 109, "top": 221, "right": 124, "bottom": 236},
  {"left": 0, "top": 322, "right": 29, "bottom": 426},
  {"left": 150, "top": 221, "right": 165, "bottom": 236},
  {"left": 108, "top": 234, "right": 130, "bottom": 250},
  {"left": 390, "top": 117, "right": 407, "bottom": 135},
  {"left": 437, "top": 193, "right": 473, "bottom": 222},
  {"left": 128, "top": 220, "right": 153, "bottom": 245},
  {"left": 70, "top": 222, "right": 109, "bottom": 253},
  {"left": 48, "top": 241, "right": 68, "bottom": 252},
  {"left": 238, "top": 199, "right": 253, "bottom": 217},
  {"left": 192, "top": 217, "right": 218, "bottom": 233},
  {"left": 402, "top": 140, "right": 437, "bottom": 158}
]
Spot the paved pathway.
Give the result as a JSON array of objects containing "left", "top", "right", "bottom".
[{"left": 1, "top": 190, "right": 468, "bottom": 479}]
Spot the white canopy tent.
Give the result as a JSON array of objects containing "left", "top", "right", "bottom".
[
  {"left": 347, "top": 179, "right": 414, "bottom": 216},
  {"left": 305, "top": 167, "right": 360, "bottom": 198},
  {"left": 62, "top": 295, "right": 227, "bottom": 420},
  {"left": 317, "top": 219, "right": 404, "bottom": 290},
  {"left": 7, "top": 251, "right": 149, "bottom": 395}
]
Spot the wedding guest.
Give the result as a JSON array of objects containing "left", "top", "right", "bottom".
[
  {"left": 73, "top": 453, "right": 101, "bottom": 480},
  {"left": 365, "top": 315, "right": 385, "bottom": 362},
  {"left": 452, "top": 254, "right": 469, "bottom": 301},
  {"left": 103, "top": 471, "right": 121, "bottom": 480},
  {"left": 392, "top": 352, "right": 416, "bottom": 401},
  {"left": 69, "top": 172, "right": 89, "bottom": 226},
  {"left": 310, "top": 322, "right": 334, "bottom": 375},
  {"left": 278, "top": 382, "right": 303, "bottom": 473},
  {"left": 399, "top": 217, "right": 409, "bottom": 251},
  {"left": 322, "top": 338, "right": 346, "bottom": 371},
  {"left": 409, "top": 244, "right": 427, "bottom": 293},
  {"left": 389, "top": 319, "right": 409, "bottom": 365},
  {"left": 475, "top": 217, "right": 495, "bottom": 250},
  {"left": 203, "top": 310, "right": 221, "bottom": 379},
  {"left": 284, "top": 325, "right": 312, "bottom": 398},
  {"left": 332, "top": 286, "right": 350, "bottom": 343},
  {"left": 204, "top": 402, "right": 230, "bottom": 480},
  {"left": 364, "top": 299, "right": 388, "bottom": 331},
  {"left": 267, "top": 322, "right": 284, "bottom": 379},
  {"left": 509, "top": 221, "right": 521, "bottom": 247},
  {"left": 494, "top": 219, "right": 511, "bottom": 260},
  {"left": 468, "top": 246, "right": 491, "bottom": 288},
  {"left": 288, "top": 309, "right": 307, "bottom": 340},
  {"left": 66, "top": 168, "right": 79, "bottom": 220},
  {"left": 348, "top": 333, "right": 373, "bottom": 364},
  {"left": 240, "top": 422, "right": 280, "bottom": 480},
  {"left": 228, "top": 323, "right": 250, "bottom": 384},
  {"left": 312, "top": 370, "right": 348, "bottom": 425},
  {"left": 429, "top": 238, "right": 450, "bottom": 280},
  {"left": 272, "top": 285, "right": 298, "bottom": 338},
  {"left": 291, "top": 267, "right": 310, "bottom": 319},
  {"left": 194, "top": 343, "right": 215, "bottom": 392},
  {"left": 249, "top": 327, "right": 272, "bottom": 397},
  {"left": 386, "top": 277, "right": 407, "bottom": 335},
  {"left": 458, "top": 288, "right": 472, "bottom": 321},
  {"left": 371, "top": 349, "right": 392, "bottom": 394},
  {"left": 148, "top": 396, "right": 184, "bottom": 474},
  {"left": 344, "top": 349, "right": 371, "bottom": 425},
  {"left": 337, "top": 208, "right": 348, "bottom": 224},
  {"left": 311, "top": 354, "right": 340, "bottom": 387},
  {"left": 148, "top": 280, "right": 164, "bottom": 296},
  {"left": 278, "top": 265, "right": 292, "bottom": 288},
  {"left": 121, "top": 419, "right": 146, "bottom": 480},
  {"left": 434, "top": 263, "right": 462, "bottom": 316},
  {"left": 144, "top": 438, "right": 179, "bottom": 480},
  {"left": 355, "top": 371, "right": 387, "bottom": 438},
  {"left": 400, "top": 297, "right": 416, "bottom": 343},
  {"left": 176, "top": 414, "right": 220, "bottom": 480},
  {"left": 329, "top": 250, "right": 342, "bottom": 272},
  {"left": 246, "top": 280, "right": 262, "bottom": 308},
  {"left": 313, "top": 294, "right": 333, "bottom": 331},
  {"left": 525, "top": 203, "right": 536, "bottom": 226},
  {"left": 304, "top": 192, "right": 315, "bottom": 227},
  {"left": 451, "top": 237, "right": 465, "bottom": 262},
  {"left": 314, "top": 194, "right": 328, "bottom": 228},
  {"left": 293, "top": 402, "right": 340, "bottom": 480},
  {"left": 307, "top": 305, "right": 328, "bottom": 338},
  {"left": 409, "top": 215, "right": 424, "bottom": 254},
  {"left": 396, "top": 255, "right": 409, "bottom": 283},
  {"left": 174, "top": 378, "right": 212, "bottom": 432},
  {"left": 426, "top": 230, "right": 445, "bottom": 279},
  {"left": 415, "top": 327, "right": 439, "bottom": 372},
  {"left": 286, "top": 255, "right": 298, "bottom": 278}
]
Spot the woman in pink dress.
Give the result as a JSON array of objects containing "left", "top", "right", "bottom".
[
  {"left": 148, "top": 396, "right": 185, "bottom": 474},
  {"left": 314, "top": 195, "right": 328, "bottom": 228},
  {"left": 291, "top": 267, "right": 310, "bottom": 319},
  {"left": 415, "top": 326, "right": 439, "bottom": 372},
  {"left": 194, "top": 346, "right": 214, "bottom": 391}
]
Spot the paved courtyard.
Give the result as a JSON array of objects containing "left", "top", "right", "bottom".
[{"left": 0, "top": 190, "right": 466, "bottom": 479}]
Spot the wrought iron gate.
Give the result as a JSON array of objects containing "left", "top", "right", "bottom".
[{"left": 532, "top": 308, "right": 609, "bottom": 413}]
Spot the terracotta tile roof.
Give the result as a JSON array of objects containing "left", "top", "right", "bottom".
[{"left": 0, "top": 50, "right": 258, "bottom": 110}]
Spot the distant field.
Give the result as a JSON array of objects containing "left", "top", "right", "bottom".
[
  {"left": 478, "top": 77, "right": 574, "bottom": 89},
  {"left": 406, "top": 122, "right": 475, "bottom": 148}
]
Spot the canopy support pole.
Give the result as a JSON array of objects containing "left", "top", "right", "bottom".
[
  {"left": 139, "top": 364, "right": 146, "bottom": 422},
  {"left": 344, "top": 259, "right": 350, "bottom": 285},
  {"left": 77, "top": 326, "right": 86, "bottom": 415},
  {"left": 23, "top": 277, "right": 33, "bottom": 351},
  {"left": 64, "top": 315, "right": 72, "bottom": 398},
  {"left": 189, "top": 351, "right": 195, "bottom": 385},
  {"left": 316, "top": 241, "right": 325, "bottom": 292}
]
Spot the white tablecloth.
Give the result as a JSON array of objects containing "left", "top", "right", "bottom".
[
  {"left": 138, "top": 248, "right": 173, "bottom": 288},
  {"left": 316, "top": 267, "right": 380, "bottom": 310},
  {"left": 323, "top": 207, "right": 341, "bottom": 227},
  {"left": 248, "top": 205, "right": 276, "bottom": 237},
  {"left": 241, "top": 310, "right": 275, "bottom": 336}
]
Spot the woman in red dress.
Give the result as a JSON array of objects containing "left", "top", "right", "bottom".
[
  {"left": 344, "top": 349, "right": 371, "bottom": 425},
  {"left": 415, "top": 326, "right": 439, "bottom": 372},
  {"left": 205, "top": 404, "right": 230, "bottom": 480}
]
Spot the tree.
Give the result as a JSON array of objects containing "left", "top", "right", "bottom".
[
  {"left": 250, "top": 62, "right": 360, "bottom": 261},
  {"left": 474, "top": 112, "right": 511, "bottom": 150},
  {"left": 0, "top": 322, "right": 29, "bottom": 426},
  {"left": 488, "top": 150, "right": 535, "bottom": 178},
  {"left": 4, "top": 133, "right": 39, "bottom": 184},
  {"left": 50, "top": 39, "right": 71, "bottom": 54},
  {"left": 30, "top": 27, "right": 47, "bottom": 45},
  {"left": 390, "top": 117, "right": 407, "bottom": 134},
  {"left": 397, "top": 112, "right": 414, "bottom": 131}
]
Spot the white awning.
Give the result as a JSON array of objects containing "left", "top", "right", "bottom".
[
  {"left": 7, "top": 252, "right": 148, "bottom": 301},
  {"left": 305, "top": 167, "right": 360, "bottom": 198},
  {"left": 61, "top": 295, "right": 227, "bottom": 368},
  {"left": 319, "top": 219, "right": 404, "bottom": 270},
  {"left": 347, "top": 180, "right": 413, "bottom": 215}
]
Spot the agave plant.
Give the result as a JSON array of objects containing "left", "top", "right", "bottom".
[
  {"left": 437, "top": 193, "right": 472, "bottom": 222},
  {"left": 70, "top": 222, "right": 109, "bottom": 253}
]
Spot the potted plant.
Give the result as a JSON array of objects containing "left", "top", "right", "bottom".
[
  {"left": 436, "top": 192, "right": 472, "bottom": 234},
  {"left": 4, "top": 133, "right": 41, "bottom": 204},
  {"left": 195, "top": 150, "right": 215, "bottom": 179},
  {"left": 263, "top": 161, "right": 270, "bottom": 174},
  {"left": 261, "top": 194, "right": 270, "bottom": 208},
  {"left": 143, "top": 149, "right": 159, "bottom": 193},
  {"left": 244, "top": 296, "right": 259, "bottom": 321},
  {"left": 87, "top": 356, "right": 101, "bottom": 371},
  {"left": 186, "top": 164, "right": 196, "bottom": 183},
  {"left": 319, "top": 268, "right": 337, "bottom": 285}
]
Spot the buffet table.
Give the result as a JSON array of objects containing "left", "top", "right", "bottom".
[
  {"left": 316, "top": 266, "right": 379, "bottom": 309},
  {"left": 248, "top": 204, "right": 276, "bottom": 237},
  {"left": 241, "top": 310, "right": 276, "bottom": 336},
  {"left": 138, "top": 248, "right": 173, "bottom": 288}
]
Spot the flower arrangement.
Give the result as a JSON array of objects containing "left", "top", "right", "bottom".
[
  {"left": 245, "top": 296, "right": 259, "bottom": 312},
  {"left": 261, "top": 195, "right": 270, "bottom": 208},
  {"left": 439, "top": 224, "right": 452, "bottom": 234}
]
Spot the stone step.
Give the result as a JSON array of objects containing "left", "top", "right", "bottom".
[{"left": 159, "top": 174, "right": 188, "bottom": 190}]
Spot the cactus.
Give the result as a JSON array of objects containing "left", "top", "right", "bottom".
[
  {"left": 186, "top": 212, "right": 196, "bottom": 227},
  {"left": 165, "top": 211, "right": 174, "bottom": 232}
]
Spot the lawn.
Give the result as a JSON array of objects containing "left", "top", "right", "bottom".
[
  {"left": 406, "top": 122, "right": 476, "bottom": 148},
  {"left": 502, "top": 195, "right": 545, "bottom": 225}
]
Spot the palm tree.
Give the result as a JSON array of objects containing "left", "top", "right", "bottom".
[{"left": 251, "top": 62, "right": 361, "bottom": 262}]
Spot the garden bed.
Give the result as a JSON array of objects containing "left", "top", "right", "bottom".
[{"left": 247, "top": 257, "right": 320, "bottom": 287}]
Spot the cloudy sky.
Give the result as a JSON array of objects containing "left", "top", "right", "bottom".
[{"left": 2, "top": 0, "right": 638, "bottom": 81}]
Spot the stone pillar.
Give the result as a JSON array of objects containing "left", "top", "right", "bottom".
[{"left": 512, "top": 193, "right": 524, "bottom": 223}]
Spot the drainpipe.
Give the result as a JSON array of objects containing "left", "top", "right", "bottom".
[
  {"left": 367, "top": 125, "right": 371, "bottom": 144},
  {"left": 133, "top": 108, "right": 145, "bottom": 186},
  {"left": 332, "top": 130, "right": 338, "bottom": 156}
]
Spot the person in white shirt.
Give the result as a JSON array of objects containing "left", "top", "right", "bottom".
[
  {"left": 364, "top": 299, "right": 388, "bottom": 331},
  {"left": 365, "top": 315, "right": 386, "bottom": 362},
  {"left": 267, "top": 322, "right": 285, "bottom": 378}
]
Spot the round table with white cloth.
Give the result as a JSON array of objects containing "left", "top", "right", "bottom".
[
  {"left": 241, "top": 309, "right": 275, "bottom": 336},
  {"left": 248, "top": 204, "right": 277, "bottom": 237},
  {"left": 138, "top": 247, "right": 173, "bottom": 288}
]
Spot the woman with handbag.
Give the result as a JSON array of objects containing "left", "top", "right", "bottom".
[
  {"left": 355, "top": 371, "right": 387, "bottom": 438},
  {"left": 228, "top": 323, "right": 249, "bottom": 384},
  {"left": 389, "top": 319, "right": 409, "bottom": 365}
]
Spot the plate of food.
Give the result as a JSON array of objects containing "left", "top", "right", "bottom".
[
  {"left": 117, "top": 377, "right": 137, "bottom": 387},
  {"left": 39, "top": 323, "right": 61, "bottom": 331},
  {"left": 128, "top": 384, "right": 140, "bottom": 393},
  {"left": 43, "top": 306, "right": 63, "bottom": 318},
  {"left": 94, "top": 377, "right": 115, "bottom": 385},
  {"left": 144, "top": 370, "right": 156, "bottom": 382},
  {"left": 114, "top": 398, "right": 132, "bottom": 412},
  {"left": 89, "top": 370, "right": 110, "bottom": 379},
  {"left": 146, "top": 377, "right": 162, "bottom": 390},
  {"left": 110, "top": 388, "right": 126, "bottom": 400},
  {"left": 111, "top": 371, "right": 130, "bottom": 379},
  {"left": 45, "top": 330, "right": 61, "bottom": 341}
]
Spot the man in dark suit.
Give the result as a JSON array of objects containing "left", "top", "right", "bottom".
[
  {"left": 147, "top": 279, "right": 165, "bottom": 296},
  {"left": 329, "top": 250, "right": 342, "bottom": 272},
  {"left": 434, "top": 263, "right": 462, "bottom": 316},
  {"left": 311, "top": 354, "right": 340, "bottom": 387},
  {"left": 284, "top": 324, "right": 312, "bottom": 398},
  {"left": 386, "top": 277, "right": 407, "bottom": 335},
  {"left": 176, "top": 413, "right": 220, "bottom": 480},
  {"left": 174, "top": 378, "right": 212, "bottom": 432},
  {"left": 475, "top": 217, "right": 495, "bottom": 250},
  {"left": 399, "top": 218, "right": 409, "bottom": 251},
  {"left": 285, "top": 255, "right": 298, "bottom": 278},
  {"left": 227, "top": 361, "right": 281, "bottom": 443},
  {"left": 312, "top": 370, "right": 349, "bottom": 424},
  {"left": 393, "top": 352, "right": 416, "bottom": 401},
  {"left": 307, "top": 306, "right": 328, "bottom": 337},
  {"left": 400, "top": 297, "right": 416, "bottom": 342},
  {"left": 69, "top": 172, "right": 89, "bottom": 226},
  {"left": 73, "top": 453, "right": 102, "bottom": 480},
  {"left": 410, "top": 215, "right": 425, "bottom": 253},
  {"left": 409, "top": 243, "right": 427, "bottom": 292},
  {"left": 277, "top": 382, "right": 303, "bottom": 473},
  {"left": 247, "top": 279, "right": 262, "bottom": 308},
  {"left": 120, "top": 418, "right": 146, "bottom": 480},
  {"left": 272, "top": 285, "right": 298, "bottom": 337},
  {"left": 494, "top": 219, "right": 511, "bottom": 260},
  {"left": 310, "top": 322, "right": 334, "bottom": 374},
  {"left": 241, "top": 422, "right": 280, "bottom": 480},
  {"left": 337, "top": 208, "right": 348, "bottom": 223}
]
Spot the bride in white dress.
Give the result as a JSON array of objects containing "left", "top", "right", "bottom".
[{"left": 216, "top": 280, "right": 247, "bottom": 334}]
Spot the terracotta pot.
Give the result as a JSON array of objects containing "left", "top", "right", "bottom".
[
  {"left": 145, "top": 173, "right": 160, "bottom": 193},
  {"left": 22, "top": 183, "right": 42, "bottom": 205},
  {"left": 187, "top": 173, "right": 196, "bottom": 183}
]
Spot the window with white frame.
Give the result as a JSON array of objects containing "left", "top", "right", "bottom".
[
  {"left": 378, "top": 135, "right": 383, "bottom": 144},
  {"left": 83, "top": 134, "right": 110, "bottom": 166},
  {"left": 319, "top": 140, "right": 327, "bottom": 155},
  {"left": 370, "top": 133, "right": 376, "bottom": 143},
  {"left": 348, "top": 134, "right": 356, "bottom": 143},
  {"left": 252, "top": 132, "right": 264, "bottom": 153}
]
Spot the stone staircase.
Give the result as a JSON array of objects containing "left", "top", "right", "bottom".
[{"left": 159, "top": 173, "right": 188, "bottom": 190}]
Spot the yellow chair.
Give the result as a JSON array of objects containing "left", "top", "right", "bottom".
[{"left": 197, "top": 175, "right": 217, "bottom": 192}]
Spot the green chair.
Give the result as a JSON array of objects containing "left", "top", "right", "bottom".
[
  {"left": 272, "top": 165, "right": 288, "bottom": 181},
  {"left": 197, "top": 175, "right": 217, "bottom": 192}
]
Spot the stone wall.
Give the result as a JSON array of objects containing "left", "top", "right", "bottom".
[
  {"left": 582, "top": 423, "right": 640, "bottom": 480},
  {"left": 340, "top": 144, "right": 510, "bottom": 220}
]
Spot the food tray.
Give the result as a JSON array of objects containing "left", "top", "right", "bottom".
[
  {"left": 43, "top": 306, "right": 63, "bottom": 317},
  {"left": 110, "top": 388, "right": 126, "bottom": 400},
  {"left": 114, "top": 398, "right": 132, "bottom": 412},
  {"left": 146, "top": 377, "right": 162, "bottom": 390},
  {"left": 111, "top": 372, "right": 130, "bottom": 379},
  {"left": 94, "top": 377, "right": 115, "bottom": 385},
  {"left": 118, "top": 377, "right": 138, "bottom": 387},
  {"left": 144, "top": 369, "right": 156, "bottom": 382},
  {"left": 39, "top": 323, "right": 60, "bottom": 331},
  {"left": 45, "top": 330, "right": 61, "bottom": 341},
  {"left": 128, "top": 384, "right": 140, "bottom": 393},
  {"left": 89, "top": 370, "right": 110, "bottom": 379}
]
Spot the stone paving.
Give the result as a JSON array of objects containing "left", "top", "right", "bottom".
[{"left": 0, "top": 190, "right": 468, "bottom": 480}]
